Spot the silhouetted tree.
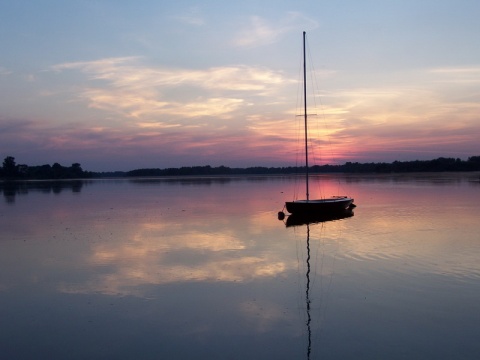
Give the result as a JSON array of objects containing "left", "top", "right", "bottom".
[
  {"left": 70, "top": 163, "right": 83, "bottom": 177},
  {"left": 2, "top": 156, "right": 18, "bottom": 178}
]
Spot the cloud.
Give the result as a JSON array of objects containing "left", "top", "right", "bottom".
[
  {"left": 0, "top": 118, "right": 51, "bottom": 152},
  {"left": 53, "top": 59, "right": 287, "bottom": 92},
  {"left": 11, "top": 59, "right": 479, "bottom": 170},
  {"left": 233, "top": 12, "right": 318, "bottom": 47},
  {"left": 43, "top": 56, "right": 302, "bottom": 168},
  {"left": 323, "top": 80, "right": 480, "bottom": 162},
  {"left": 0, "top": 66, "right": 12, "bottom": 76},
  {"left": 429, "top": 66, "right": 480, "bottom": 84},
  {"left": 173, "top": 6, "right": 205, "bottom": 26},
  {"left": 51, "top": 57, "right": 290, "bottom": 124},
  {"left": 429, "top": 66, "right": 480, "bottom": 75}
]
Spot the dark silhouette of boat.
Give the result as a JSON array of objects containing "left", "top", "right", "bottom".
[
  {"left": 284, "top": 32, "right": 354, "bottom": 216},
  {"left": 284, "top": 207, "right": 354, "bottom": 227}
]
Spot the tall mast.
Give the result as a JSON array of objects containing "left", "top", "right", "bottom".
[{"left": 303, "top": 31, "right": 309, "bottom": 201}]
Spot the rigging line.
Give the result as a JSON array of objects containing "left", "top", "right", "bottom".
[
  {"left": 293, "top": 35, "right": 307, "bottom": 201},
  {"left": 305, "top": 33, "right": 329, "bottom": 198},
  {"left": 309, "top": 43, "right": 329, "bottom": 165},
  {"left": 305, "top": 37, "right": 320, "bottom": 114},
  {"left": 305, "top": 33, "right": 347, "bottom": 196}
]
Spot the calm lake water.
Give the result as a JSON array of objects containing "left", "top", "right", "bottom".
[{"left": 1, "top": 173, "right": 479, "bottom": 360}]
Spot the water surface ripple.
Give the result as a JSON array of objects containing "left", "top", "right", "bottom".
[{"left": 1, "top": 174, "right": 479, "bottom": 359}]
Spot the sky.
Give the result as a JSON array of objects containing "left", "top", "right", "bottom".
[{"left": 1, "top": 0, "right": 480, "bottom": 171}]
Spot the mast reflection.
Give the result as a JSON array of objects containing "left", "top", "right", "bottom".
[
  {"left": 306, "top": 222, "right": 312, "bottom": 359},
  {"left": 281, "top": 209, "right": 354, "bottom": 359}
]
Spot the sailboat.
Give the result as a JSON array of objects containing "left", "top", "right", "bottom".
[{"left": 285, "top": 32, "right": 354, "bottom": 215}]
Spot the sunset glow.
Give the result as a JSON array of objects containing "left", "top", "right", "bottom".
[{"left": 1, "top": 1, "right": 479, "bottom": 171}]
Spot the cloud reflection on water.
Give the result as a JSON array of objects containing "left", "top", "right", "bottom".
[
  {"left": 60, "top": 215, "right": 291, "bottom": 296},
  {"left": 2, "top": 176, "right": 480, "bottom": 359}
]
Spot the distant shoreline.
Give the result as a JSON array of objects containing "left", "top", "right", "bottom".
[{"left": 2, "top": 155, "right": 480, "bottom": 180}]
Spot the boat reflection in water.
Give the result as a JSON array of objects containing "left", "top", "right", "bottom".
[
  {"left": 281, "top": 208, "right": 354, "bottom": 227},
  {"left": 280, "top": 207, "right": 354, "bottom": 359}
]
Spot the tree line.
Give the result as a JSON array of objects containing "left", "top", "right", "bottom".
[
  {"left": 2, "top": 155, "right": 480, "bottom": 180},
  {"left": 0, "top": 156, "right": 93, "bottom": 180},
  {"left": 125, "top": 156, "right": 480, "bottom": 177}
]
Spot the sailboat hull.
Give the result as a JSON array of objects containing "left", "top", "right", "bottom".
[{"left": 285, "top": 196, "right": 353, "bottom": 215}]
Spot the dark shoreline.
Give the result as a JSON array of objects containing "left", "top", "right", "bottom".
[{"left": 2, "top": 156, "right": 480, "bottom": 180}]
